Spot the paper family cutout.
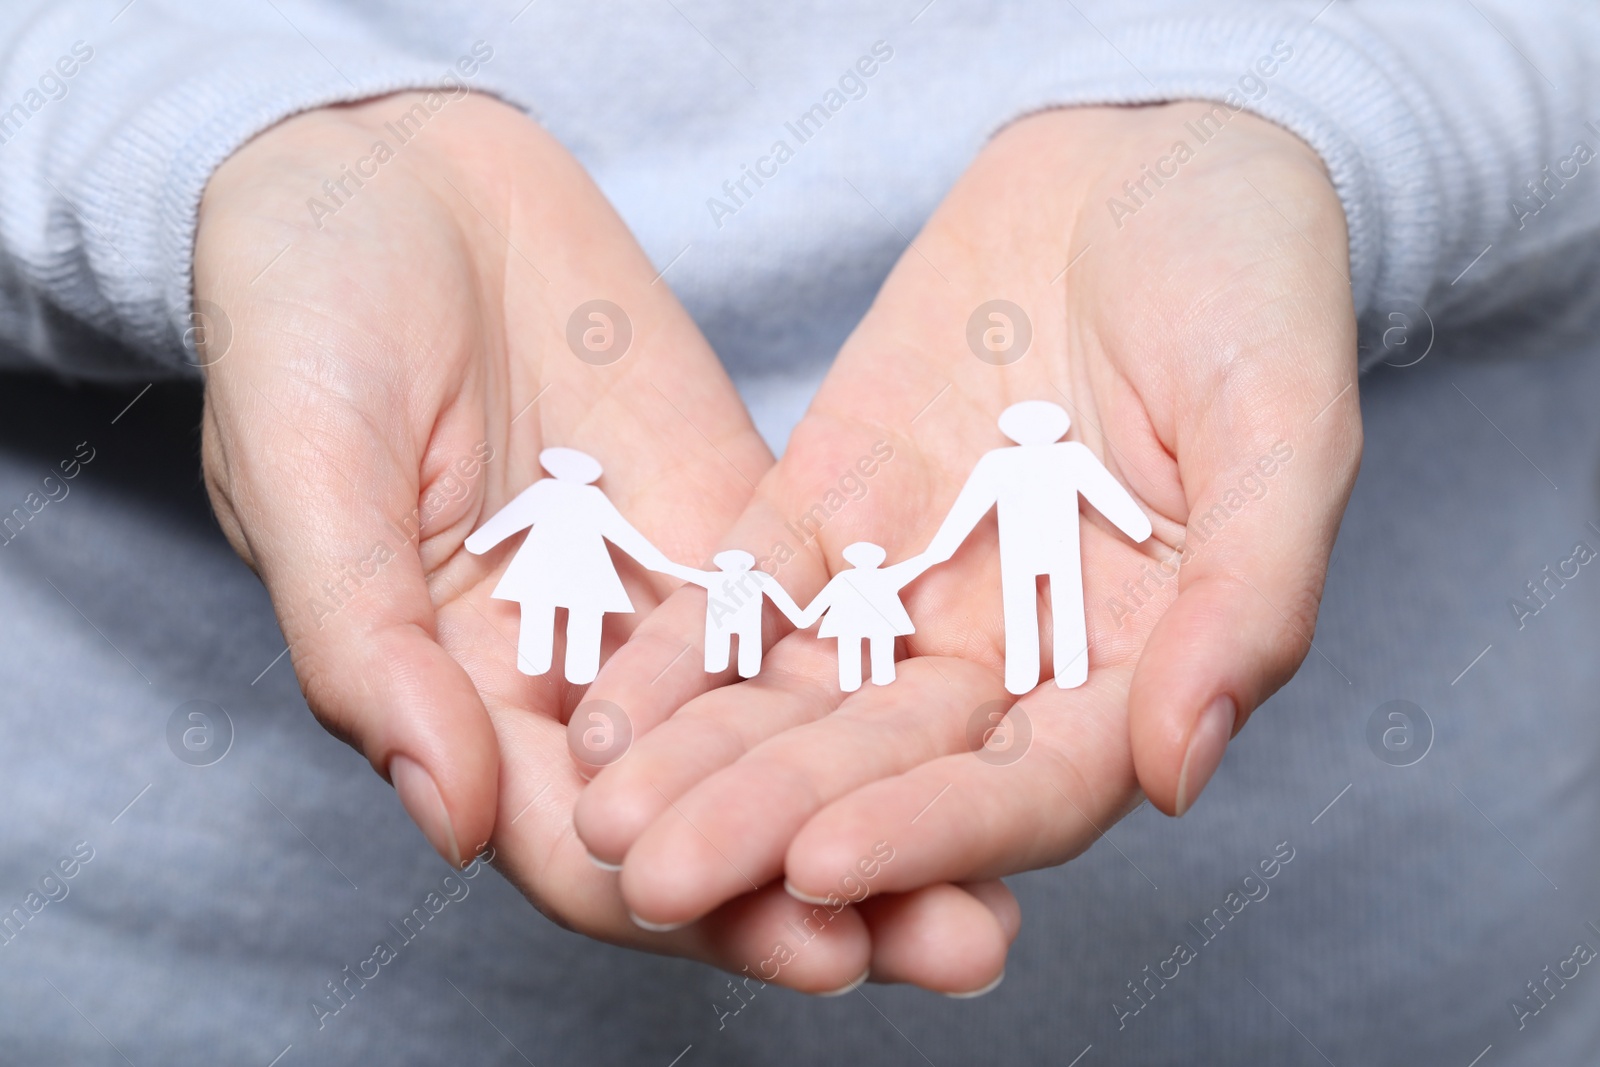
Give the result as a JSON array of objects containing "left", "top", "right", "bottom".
[{"left": 465, "top": 400, "right": 1152, "bottom": 695}]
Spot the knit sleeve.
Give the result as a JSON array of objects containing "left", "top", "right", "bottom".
[
  {"left": 994, "top": 0, "right": 1600, "bottom": 367},
  {"left": 0, "top": 1, "right": 534, "bottom": 377}
]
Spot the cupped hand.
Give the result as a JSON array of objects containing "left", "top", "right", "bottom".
[
  {"left": 574, "top": 104, "right": 1361, "bottom": 967},
  {"left": 194, "top": 90, "right": 1015, "bottom": 992}
]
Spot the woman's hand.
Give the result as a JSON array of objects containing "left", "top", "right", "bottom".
[
  {"left": 195, "top": 90, "right": 1018, "bottom": 992},
  {"left": 573, "top": 104, "right": 1362, "bottom": 966}
]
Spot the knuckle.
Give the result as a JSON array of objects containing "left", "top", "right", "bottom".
[
  {"left": 293, "top": 654, "right": 361, "bottom": 750},
  {"left": 1205, "top": 569, "right": 1326, "bottom": 695},
  {"left": 1258, "top": 577, "right": 1325, "bottom": 686}
]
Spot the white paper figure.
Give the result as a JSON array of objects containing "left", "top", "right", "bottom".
[
  {"left": 920, "top": 400, "right": 1152, "bottom": 694},
  {"left": 679, "top": 550, "right": 805, "bottom": 678},
  {"left": 794, "top": 542, "right": 929, "bottom": 692},
  {"left": 464, "top": 447, "right": 693, "bottom": 685}
]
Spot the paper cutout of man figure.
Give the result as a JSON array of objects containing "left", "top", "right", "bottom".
[{"left": 921, "top": 400, "right": 1152, "bottom": 694}]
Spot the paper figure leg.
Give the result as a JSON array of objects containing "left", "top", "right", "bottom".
[
  {"left": 868, "top": 637, "right": 896, "bottom": 686},
  {"left": 564, "top": 608, "right": 604, "bottom": 685},
  {"left": 704, "top": 626, "right": 732, "bottom": 673},
  {"left": 516, "top": 606, "right": 556, "bottom": 676},
  {"left": 1049, "top": 563, "right": 1088, "bottom": 689},
  {"left": 836, "top": 637, "right": 864, "bottom": 693},
  {"left": 1001, "top": 566, "right": 1043, "bottom": 696},
  {"left": 735, "top": 621, "right": 762, "bottom": 679}
]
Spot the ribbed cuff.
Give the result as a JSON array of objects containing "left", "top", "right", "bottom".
[
  {"left": 70, "top": 36, "right": 540, "bottom": 373},
  {"left": 992, "top": 12, "right": 1448, "bottom": 371}
]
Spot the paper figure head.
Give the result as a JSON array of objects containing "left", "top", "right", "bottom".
[
  {"left": 713, "top": 549, "right": 756, "bottom": 571},
  {"left": 540, "top": 447, "right": 603, "bottom": 484},
  {"left": 841, "top": 541, "right": 886, "bottom": 568},
  {"left": 998, "top": 400, "right": 1071, "bottom": 445}
]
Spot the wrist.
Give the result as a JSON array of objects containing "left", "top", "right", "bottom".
[
  {"left": 192, "top": 90, "right": 554, "bottom": 380},
  {"left": 201, "top": 89, "right": 525, "bottom": 226},
  {"left": 993, "top": 102, "right": 1329, "bottom": 202}
]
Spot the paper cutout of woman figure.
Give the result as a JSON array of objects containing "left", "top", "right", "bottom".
[
  {"left": 794, "top": 541, "right": 930, "bottom": 692},
  {"left": 465, "top": 447, "right": 693, "bottom": 684}
]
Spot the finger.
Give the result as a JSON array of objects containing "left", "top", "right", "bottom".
[
  {"left": 858, "top": 881, "right": 1015, "bottom": 995},
  {"left": 617, "top": 657, "right": 1004, "bottom": 926},
  {"left": 786, "top": 668, "right": 1141, "bottom": 897},
  {"left": 573, "top": 404, "right": 933, "bottom": 851},
  {"left": 564, "top": 585, "right": 735, "bottom": 782},
  {"left": 693, "top": 887, "right": 872, "bottom": 995},
  {"left": 201, "top": 372, "right": 499, "bottom": 870},
  {"left": 485, "top": 698, "right": 875, "bottom": 994},
  {"left": 696, "top": 880, "right": 1019, "bottom": 996},
  {"left": 568, "top": 487, "right": 836, "bottom": 780},
  {"left": 1128, "top": 337, "right": 1362, "bottom": 816},
  {"left": 571, "top": 405, "right": 913, "bottom": 782},
  {"left": 961, "top": 878, "right": 1024, "bottom": 944},
  {"left": 572, "top": 633, "right": 842, "bottom": 867}
]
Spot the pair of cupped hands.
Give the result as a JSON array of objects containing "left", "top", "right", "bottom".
[{"left": 194, "top": 91, "right": 1361, "bottom": 995}]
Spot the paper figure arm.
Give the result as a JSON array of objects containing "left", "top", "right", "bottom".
[
  {"left": 1070, "top": 443, "right": 1153, "bottom": 543},
  {"left": 464, "top": 484, "right": 542, "bottom": 555},
  {"left": 757, "top": 574, "right": 806, "bottom": 627},
  {"left": 598, "top": 502, "right": 694, "bottom": 579},
  {"left": 792, "top": 582, "right": 833, "bottom": 631},
  {"left": 922, "top": 453, "right": 1001, "bottom": 564},
  {"left": 882, "top": 552, "right": 935, "bottom": 587}
]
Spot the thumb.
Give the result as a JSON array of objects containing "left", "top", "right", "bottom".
[
  {"left": 1126, "top": 370, "right": 1362, "bottom": 817},
  {"left": 202, "top": 377, "right": 499, "bottom": 868}
]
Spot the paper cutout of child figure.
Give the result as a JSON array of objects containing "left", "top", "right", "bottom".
[
  {"left": 464, "top": 447, "right": 694, "bottom": 684},
  {"left": 679, "top": 550, "right": 805, "bottom": 678},
  {"left": 794, "top": 542, "right": 930, "bottom": 692}
]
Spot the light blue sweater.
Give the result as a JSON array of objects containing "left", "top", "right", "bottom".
[
  {"left": 2, "top": 3, "right": 1600, "bottom": 1065},
  {"left": 1, "top": 2, "right": 1598, "bottom": 408}
]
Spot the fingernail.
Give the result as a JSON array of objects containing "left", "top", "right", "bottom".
[
  {"left": 391, "top": 755, "right": 461, "bottom": 868},
  {"left": 946, "top": 970, "right": 1005, "bottom": 999},
  {"left": 818, "top": 968, "right": 870, "bottom": 997},
  {"left": 1176, "top": 695, "right": 1236, "bottom": 817},
  {"left": 783, "top": 879, "right": 832, "bottom": 905},
  {"left": 628, "top": 910, "right": 690, "bottom": 933},
  {"left": 587, "top": 852, "right": 623, "bottom": 872}
]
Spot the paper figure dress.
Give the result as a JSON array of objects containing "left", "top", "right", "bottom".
[
  {"left": 794, "top": 542, "right": 928, "bottom": 692},
  {"left": 464, "top": 447, "right": 686, "bottom": 685}
]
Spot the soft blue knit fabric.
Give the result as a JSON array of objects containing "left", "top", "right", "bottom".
[
  {"left": 1, "top": 3, "right": 1599, "bottom": 1063},
  {"left": 2, "top": 1, "right": 1598, "bottom": 399}
]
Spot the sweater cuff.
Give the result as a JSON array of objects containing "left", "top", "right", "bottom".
[
  {"left": 70, "top": 36, "right": 539, "bottom": 373},
  {"left": 998, "top": 12, "right": 1446, "bottom": 371}
]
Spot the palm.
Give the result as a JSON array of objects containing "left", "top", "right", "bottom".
[
  {"left": 198, "top": 91, "right": 1019, "bottom": 992},
  {"left": 578, "top": 105, "right": 1359, "bottom": 937}
]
